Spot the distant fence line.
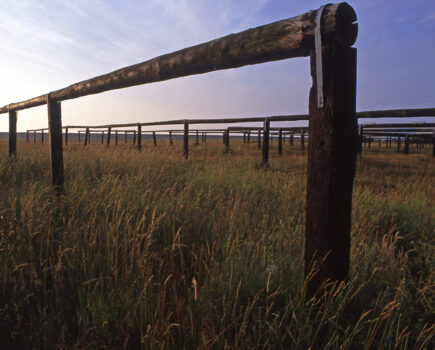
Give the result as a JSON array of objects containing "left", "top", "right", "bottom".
[{"left": 3, "top": 2, "right": 433, "bottom": 297}]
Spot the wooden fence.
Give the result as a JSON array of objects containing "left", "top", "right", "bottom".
[{"left": 3, "top": 2, "right": 429, "bottom": 297}]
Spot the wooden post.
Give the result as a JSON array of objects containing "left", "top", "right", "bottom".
[
  {"left": 183, "top": 120, "right": 189, "bottom": 159},
  {"left": 368, "top": 136, "right": 371, "bottom": 148},
  {"left": 290, "top": 132, "right": 294, "bottom": 145},
  {"left": 225, "top": 129, "right": 230, "bottom": 153},
  {"left": 153, "top": 131, "right": 157, "bottom": 146},
  {"left": 101, "top": 131, "right": 104, "bottom": 145},
  {"left": 404, "top": 134, "right": 409, "bottom": 154},
  {"left": 432, "top": 130, "right": 435, "bottom": 157},
  {"left": 115, "top": 131, "right": 118, "bottom": 145},
  {"left": 169, "top": 131, "right": 173, "bottom": 145},
  {"left": 204, "top": 133, "right": 207, "bottom": 143},
  {"left": 47, "top": 97, "right": 64, "bottom": 192},
  {"left": 107, "top": 127, "right": 111, "bottom": 146},
  {"left": 262, "top": 118, "right": 270, "bottom": 165},
  {"left": 243, "top": 132, "right": 246, "bottom": 143},
  {"left": 78, "top": 131, "right": 81, "bottom": 143},
  {"left": 133, "top": 130, "right": 136, "bottom": 145},
  {"left": 248, "top": 131, "right": 251, "bottom": 143},
  {"left": 34, "top": 131, "right": 36, "bottom": 143},
  {"left": 84, "top": 128, "right": 89, "bottom": 146},
  {"left": 137, "top": 125, "right": 141, "bottom": 151},
  {"left": 65, "top": 127, "right": 68, "bottom": 146},
  {"left": 8, "top": 110, "right": 17, "bottom": 157},
  {"left": 196, "top": 130, "right": 199, "bottom": 145},
  {"left": 41, "top": 130, "right": 44, "bottom": 144},
  {"left": 257, "top": 129, "right": 261, "bottom": 150},
  {"left": 125, "top": 131, "right": 127, "bottom": 144},
  {"left": 397, "top": 136, "right": 401, "bottom": 152},
  {"left": 222, "top": 131, "right": 226, "bottom": 144},
  {"left": 301, "top": 130, "right": 305, "bottom": 151},
  {"left": 26, "top": 130, "right": 29, "bottom": 143},
  {"left": 202, "top": 132, "right": 204, "bottom": 143},
  {"left": 305, "top": 39, "right": 357, "bottom": 296},
  {"left": 278, "top": 128, "right": 283, "bottom": 155}
]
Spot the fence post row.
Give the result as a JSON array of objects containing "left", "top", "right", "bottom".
[
  {"left": 47, "top": 97, "right": 64, "bottom": 193},
  {"left": 304, "top": 3, "right": 358, "bottom": 297}
]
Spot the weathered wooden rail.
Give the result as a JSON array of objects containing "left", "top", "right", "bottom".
[{"left": 3, "top": 2, "right": 418, "bottom": 296}]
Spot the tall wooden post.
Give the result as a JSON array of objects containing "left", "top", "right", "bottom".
[
  {"left": 153, "top": 131, "right": 157, "bottom": 146},
  {"left": 305, "top": 29, "right": 358, "bottom": 297},
  {"left": 404, "top": 134, "right": 409, "bottom": 154},
  {"left": 301, "top": 130, "right": 305, "bottom": 151},
  {"left": 183, "top": 120, "right": 189, "bottom": 159},
  {"left": 222, "top": 131, "right": 226, "bottom": 144},
  {"left": 26, "top": 130, "right": 29, "bottom": 143},
  {"left": 196, "top": 130, "right": 199, "bottom": 145},
  {"left": 243, "top": 132, "right": 246, "bottom": 143},
  {"left": 115, "top": 131, "right": 118, "bottom": 145},
  {"left": 257, "top": 129, "right": 261, "bottom": 150},
  {"left": 41, "top": 130, "right": 44, "bottom": 144},
  {"left": 137, "top": 125, "right": 141, "bottom": 151},
  {"left": 290, "top": 132, "right": 294, "bottom": 146},
  {"left": 278, "top": 128, "right": 283, "bottom": 155},
  {"left": 262, "top": 118, "right": 270, "bottom": 165},
  {"left": 88, "top": 129, "right": 91, "bottom": 144},
  {"left": 47, "top": 97, "right": 64, "bottom": 193},
  {"left": 397, "top": 136, "right": 401, "bottom": 152},
  {"left": 65, "top": 127, "right": 68, "bottom": 146},
  {"left": 8, "top": 110, "right": 17, "bottom": 157},
  {"left": 204, "top": 133, "right": 207, "bottom": 143},
  {"left": 169, "top": 131, "right": 173, "bottom": 145},
  {"left": 107, "top": 127, "right": 111, "bottom": 146},
  {"left": 33, "top": 131, "right": 36, "bottom": 143},
  {"left": 101, "top": 131, "right": 104, "bottom": 145},
  {"left": 133, "top": 130, "right": 136, "bottom": 145},
  {"left": 84, "top": 128, "right": 89, "bottom": 146}
]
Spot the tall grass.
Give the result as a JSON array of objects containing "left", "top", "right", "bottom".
[{"left": 0, "top": 140, "right": 433, "bottom": 349}]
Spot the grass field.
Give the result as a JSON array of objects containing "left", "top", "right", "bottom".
[{"left": 0, "top": 140, "right": 433, "bottom": 349}]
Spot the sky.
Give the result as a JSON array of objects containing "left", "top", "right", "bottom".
[{"left": 0, "top": 0, "right": 434, "bottom": 132}]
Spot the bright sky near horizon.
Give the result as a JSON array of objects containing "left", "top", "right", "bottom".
[{"left": 0, "top": 0, "right": 434, "bottom": 131}]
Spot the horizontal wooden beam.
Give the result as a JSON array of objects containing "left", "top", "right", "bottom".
[{"left": 0, "top": 3, "right": 357, "bottom": 114}]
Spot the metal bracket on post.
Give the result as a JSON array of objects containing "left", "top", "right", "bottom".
[{"left": 315, "top": 5, "right": 327, "bottom": 108}]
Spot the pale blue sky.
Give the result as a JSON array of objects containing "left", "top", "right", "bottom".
[{"left": 0, "top": 0, "right": 434, "bottom": 131}]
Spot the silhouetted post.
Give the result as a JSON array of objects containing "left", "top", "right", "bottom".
[
  {"left": 183, "top": 120, "right": 189, "bottom": 159},
  {"left": 432, "top": 130, "right": 435, "bottom": 157},
  {"left": 33, "top": 131, "right": 36, "bottom": 143},
  {"left": 196, "top": 130, "right": 199, "bottom": 145},
  {"left": 152, "top": 131, "right": 156, "bottom": 146},
  {"left": 8, "top": 110, "right": 17, "bottom": 157},
  {"left": 65, "top": 127, "right": 68, "bottom": 146},
  {"left": 137, "top": 125, "right": 141, "bottom": 151},
  {"left": 41, "top": 130, "right": 44, "bottom": 144},
  {"left": 169, "top": 131, "right": 173, "bottom": 145},
  {"left": 47, "top": 97, "right": 64, "bottom": 193},
  {"left": 26, "top": 130, "right": 29, "bottom": 143},
  {"left": 290, "top": 132, "right": 294, "bottom": 145},
  {"left": 84, "top": 128, "right": 89, "bottom": 146},
  {"left": 205, "top": 133, "right": 207, "bottom": 143},
  {"left": 222, "top": 131, "right": 226, "bottom": 144},
  {"left": 248, "top": 131, "right": 251, "bottom": 143},
  {"left": 115, "top": 131, "right": 118, "bottom": 145},
  {"left": 301, "top": 130, "right": 305, "bottom": 151},
  {"left": 225, "top": 129, "right": 230, "bottom": 153},
  {"left": 397, "top": 136, "right": 401, "bottom": 152},
  {"left": 101, "top": 131, "right": 104, "bottom": 145},
  {"left": 88, "top": 129, "right": 91, "bottom": 144},
  {"left": 257, "top": 130, "right": 261, "bottom": 149},
  {"left": 404, "top": 134, "right": 409, "bottom": 154},
  {"left": 243, "top": 132, "right": 246, "bottom": 143},
  {"left": 262, "top": 118, "right": 270, "bottom": 165},
  {"left": 278, "top": 128, "right": 283, "bottom": 155},
  {"left": 107, "top": 127, "right": 111, "bottom": 146},
  {"left": 305, "top": 27, "right": 358, "bottom": 297}
]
